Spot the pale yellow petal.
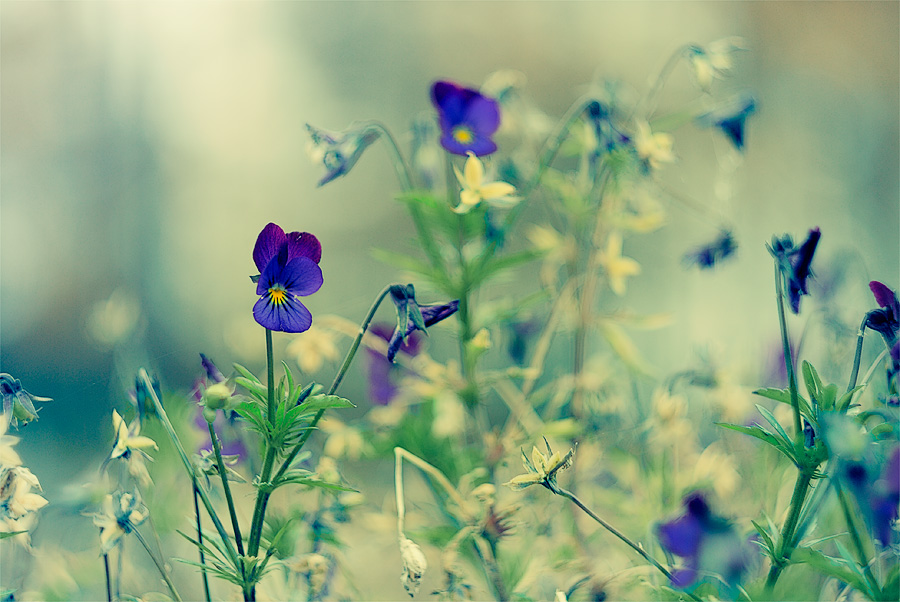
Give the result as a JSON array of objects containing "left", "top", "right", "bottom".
[
  {"left": 463, "top": 152, "right": 484, "bottom": 187},
  {"left": 478, "top": 182, "right": 517, "bottom": 200},
  {"left": 504, "top": 473, "right": 542, "bottom": 491}
]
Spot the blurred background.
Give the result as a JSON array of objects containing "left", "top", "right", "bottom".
[{"left": 1, "top": 0, "right": 897, "bottom": 549}]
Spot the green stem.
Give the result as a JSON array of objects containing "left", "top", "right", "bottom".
[
  {"left": 555, "top": 486, "right": 702, "bottom": 602},
  {"left": 272, "top": 285, "right": 395, "bottom": 486},
  {"left": 103, "top": 552, "right": 113, "bottom": 602},
  {"left": 846, "top": 315, "right": 868, "bottom": 395},
  {"left": 836, "top": 484, "right": 880, "bottom": 595},
  {"left": 765, "top": 471, "right": 813, "bottom": 589},
  {"left": 193, "top": 485, "right": 212, "bottom": 602},
  {"left": 366, "top": 121, "right": 413, "bottom": 191},
  {"left": 138, "top": 370, "right": 239, "bottom": 568},
  {"left": 132, "top": 527, "right": 183, "bottom": 602},
  {"left": 247, "top": 330, "right": 278, "bottom": 560},
  {"left": 208, "top": 421, "right": 245, "bottom": 556},
  {"left": 774, "top": 263, "right": 802, "bottom": 438}
]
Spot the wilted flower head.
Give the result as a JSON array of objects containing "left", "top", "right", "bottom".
[
  {"left": 431, "top": 80, "right": 501, "bottom": 156},
  {"left": 453, "top": 152, "right": 519, "bottom": 214},
  {"left": 92, "top": 490, "right": 148, "bottom": 554},
  {"left": 399, "top": 536, "right": 428, "bottom": 596},
  {"left": 367, "top": 324, "right": 421, "bottom": 405},
  {"left": 0, "top": 465, "right": 48, "bottom": 520},
  {"left": 656, "top": 492, "right": 753, "bottom": 590},
  {"left": 386, "top": 284, "right": 459, "bottom": 363},
  {"left": 252, "top": 223, "right": 324, "bottom": 333},
  {"left": 504, "top": 438, "right": 574, "bottom": 492},
  {"left": 306, "top": 123, "right": 380, "bottom": 186},
  {"left": 0, "top": 373, "right": 52, "bottom": 428},
  {"left": 696, "top": 94, "right": 757, "bottom": 151},
  {"left": 867, "top": 280, "right": 899, "bottom": 347},
  {"left": 688, "top": 37, "right": 745, "bottom": 91},
  {"left": 767, "top": 227, "right": 821, "bottom": 314},
  {"left": 682, "top": 229, "right": 738, "bottom": 270}
]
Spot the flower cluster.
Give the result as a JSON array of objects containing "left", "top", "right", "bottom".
[{"left": 0, "top": 415, "right": 48, "bottom": 545}]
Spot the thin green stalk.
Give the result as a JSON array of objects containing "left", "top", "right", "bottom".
[
  {"left": 366, "top": 121, "right": 413, "bottom": 191},
  {"left": 103, "top": 552, "right": 113, "bottom": 602},
  {"left": 247, "top": 330, "right": 278, "bottom": 560},
  {"left": 765, "top": 471, "right": 813, "bottom": 589},
  {"left": 138, "top": 370, "right": 239, "bottom": 568},
  {"left": 272, "top": 284, "right": 394, "bottom": 485},
  {"left": 208, "top": 421, "right": 245, "bottom": 556},
  {"left": 555, "top": 486, "right": 703, "bottom": 602},
  {"left": 193, "top": 485, "right": 212, "bottom": 602},
  {"left": 132, "top": 527, "right": 184, "bottom": 602},
  {"left": 846, "top": 315, "right": 868, "bottom": 394},
  {"left": 774, "top": 263, "right": 802, "bottom": 438},
  {"left": 836, "top": 484, "right": 880, "bottom": 595}
]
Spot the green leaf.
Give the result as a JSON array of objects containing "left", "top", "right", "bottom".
[
  {"left": 792, "top": 546, "right": 871, "bottom": 596},
  {"left": 716, "top": 422, "right": 795, "bottom": 461},
  {"left": 300, "top": 394, "right": 356, "bottom": 413},
  {"left": 754, "top": 387, "right": 814, "bottom": 419},
  {"left": 470, "top": 250, "right": 541, "bottom": 285},
  {"left": 750, "top": 520, "right": 776, "bottom": 560},
  {"left": 0, "top": 531, "right": 25, "bottom": 540},
  {"left": 756, "top": 405, "right": 795, "bottom": 448}
]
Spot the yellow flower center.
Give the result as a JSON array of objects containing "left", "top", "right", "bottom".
[
  {"left": 268, "top": 287, "right": 288, "bottom": 306},
  {"left": 452, "top": 126, "right": 474, "bottom": 144}
]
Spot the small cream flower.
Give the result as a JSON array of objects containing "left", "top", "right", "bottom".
[
  {"left": 504, "top": 441, "right": 574, "bottom": 491},
  {"left": 0, "top": 466, "right": 48, "bottom": 519},
  {"left": 0, "top": 414, "right": 22, "bottom": 468},
  {"left": 453, "top": 152, "right": 518, "bottom": 214},
  {"left": 633, "top": 121, "right": 675, "bottom": 170},
  {"left": 690, "top": 37, "right": 745, "bottom": 91},
  {"left": 597, "top": 232, "right": 641, "bottom": 296},
  {"left": 286, "top": 326, "right": 340, "bottom": 374},
  {"left": 109, "top": 410, "right": 157, "bottom": 461},
  {"left": 291, "top": 553, "right": 330, "bottom": 596},
  {"left": 92, "top": 491, "right": 148, "bottom": 554}
]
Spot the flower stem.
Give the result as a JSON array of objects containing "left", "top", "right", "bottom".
[
  {"left": 554, "top": 486, "right": 692, "bottom": 593},
  {"left": 366, "top": 121, "right": 413, "bottom": 191},
  {"left": 773, "top": 262, "right": 802, "bottom": 438},
  {"left": 836, "top": 484, "right": 880, "bottom": 595},
  {"left": 247, "top": 330, "right": 278, "bottom": 561},
  {"left": 846, "top": 315, "right": 868, "bottom": 395},
  {"left": 765, "top": 470, "right": 813, "bottom": 590},
  {"left": 138, "top": 370, "right": 239, "bottom": 569},
  {"left": 193, "top": 484, "right": 212, "bottom": 602},
  {"left": 103, "top": 552, "right": 113, "bottom": 602},
  {"left": 132, "top": 527, "right": 183, "bottom": 602},
  {"left": 208, "top": 421, "right": 245, "bottom": 556}
]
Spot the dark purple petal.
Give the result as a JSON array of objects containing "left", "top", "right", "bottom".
[
  {"left": 419, "top": 300, "right": 460, "bottom": 330},
  {"left": 285, "top": 232, "right": 322, "bottom": 264},
  {"left": 253, "top": 223, "right": 287, "bottom": 273},
  {"left": 792, "top": 227, "right": 820, "bottom": 295},
  {"left": 280, "top": 257, "right": 324, "bottom": 297},
  {"left": 658, "top": 513, "right": 704, "bottom": 558},
  {"left": 669, "top": 567, "right": 699, "bottom": 589},
  {"left": 200, "top": 354, "right": 225, "bottom": 384},
  {"left": 431, "top": 80, "right": 501, "bottom": 156},
  {"left": 462, "top": 95, "right": 501, "bottom": 134},
  {"left": 253, "top": 294, "right": 313, "bottom": 333},
  {"left": 870, "top": 281, "right": 897, "bottom": 310}
]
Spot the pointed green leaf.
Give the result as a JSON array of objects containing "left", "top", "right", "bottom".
[
  {"left": 300, "top": 394, "right": 356, "bottom": 413},
  {"left": 792, "top": 547, "right": 870, "bottom": 596},
  {"left": 756, "top": 404, "right": 794, "bottom": 448}
]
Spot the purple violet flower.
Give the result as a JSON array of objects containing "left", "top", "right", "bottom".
[
  {"left": 682, "top": 229, "right": 738, "bottom": 270},
  {"left": 367, "top": 324, "right": 421, "bottom": 405},
  {"left": 252, "top": 223, "right": 324, "bottom": 333},
  {"left": 431, "top": 80, "right": 501, "bottom": 156},
  {"left": 867, "top": 281, "right": 899, "bottom": 347},
  {"left": 386, "top": 288, "right": 459, "bottom": 363},
  {"left": 697, "top": 94, "right": 757, "bottom": 151},
  {"left": 767, "top": 227, "right": 821, "bottom": 314},
  {"left": 656, "top": 492, "right": 754, "bottom": 590}
]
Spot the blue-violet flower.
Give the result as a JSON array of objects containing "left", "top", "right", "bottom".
[
  {"left": 867, "top": 280, "right": 899, "bottom": 347},
  {"left": 431, "top": 80, "right": 501, "bottom": 156},
  {"left": 252, "top": 223, "right": 324, "bottom": 333},
  {"left": 696, "top": 94, "right": 757, "bottom": 151},
  {"left": 767, "top": 227, "right": 821, "bottom": 314}
]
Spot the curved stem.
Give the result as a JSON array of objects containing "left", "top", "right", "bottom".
[
  {"left": 846, "top": 316, "right": 868, "bottom": 394},
  {"left": 103, "top": 552, "right": 113, "bottom": 602},
  {"left": 132, "top": 527, "right": 183, "bottom": 602},
  {"left": 835, "top": 483, "right": 880, "bottom": 595},
  {"left": 208, "top": 421, "right": 245, "bottom": 556},
  {"left": 366, "top": 121, "right": 413, "bottom": 191},
  {"left": 765, "top": 471, "right": 813, "bottom": 590}
]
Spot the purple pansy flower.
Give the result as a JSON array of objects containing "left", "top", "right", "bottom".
[
  {"left": 656, "top": 492, "right": 754, "bottom": 590},
  {"left": 767, "top": 227, "right": 821, "bottom": 314},
  {"left": 431, "top": 80, "right": 501, "bottom": 156},
  {"left": 682, "top": 229, "right": 738, "bottom": 270},
  {"left": 697, "top": 94, "right": 757, "bottom": 151},
  {"left": 306, "top": 123, "right": 381, "bottom": 186},
  {"left": 367, "top": 324, "right": 421, "bottom": 405},
  {"left": 252, "top": 223, "right": 324, "bottom": 333},
  {"left": 867, "top": 281, "right": 899, "bottom": 346}
]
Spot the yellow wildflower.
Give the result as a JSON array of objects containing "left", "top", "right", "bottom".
[
  {"left": 453, "top": 152, "right": 518, "bottom": 214},
  {"left": 598, "top": 232, "right": 641, "bottom": 296}
]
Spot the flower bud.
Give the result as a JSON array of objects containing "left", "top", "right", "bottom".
[
  {"left": 399, "top": 537, "right": 428, "bottom": 595},
  {"left": 202, "top": 382, "right": 232, "bottom": 410}
]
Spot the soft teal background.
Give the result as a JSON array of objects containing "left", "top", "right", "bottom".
[{"left": 1, "top": 0, "right": 898, "bottom": 572}]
